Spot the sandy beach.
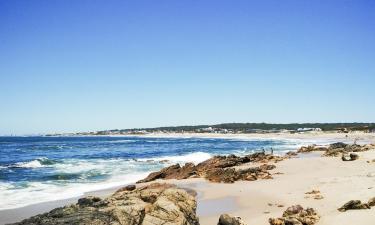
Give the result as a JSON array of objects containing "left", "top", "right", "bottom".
[{"left": 1, "top": 132, "right": 375, "bottom": 224}]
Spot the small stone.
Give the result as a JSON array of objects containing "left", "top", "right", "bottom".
[
  {"left": 305, "top": 190, "right": 320, "bottom": 195},
  {"left": 313, "top": 195, "right": 324, "bottom": 200},
  {"left": 368, "top": 197, "right": 375, "bottom": 207},
  {"left": 218, "top": 214, "right": 247, "bottom": 225}
]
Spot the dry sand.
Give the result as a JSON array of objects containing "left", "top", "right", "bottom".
[{"left": 172, "top": 150, "right": 375, "bottom": 224}]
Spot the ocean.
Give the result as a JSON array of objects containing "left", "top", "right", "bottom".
[{"left": 0, "top": 135, "right": 312, "bottom": 210}]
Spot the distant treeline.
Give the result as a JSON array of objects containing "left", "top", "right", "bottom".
[{"left": 102, "top": 123, "right": 375, "bottom": 133}]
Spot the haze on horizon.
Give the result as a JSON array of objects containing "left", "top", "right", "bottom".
[{"left": 1, "top": 0, "right": 375, "bottom": 135}]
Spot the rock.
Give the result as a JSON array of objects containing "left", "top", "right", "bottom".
[
  {"left": 10, "top": 183, "right": 199, "bottom": 225},
  {"left": 323, "top": 148, "right": 346, "bottom": 157},
  {"left": 205, "top": 168, "right": 239, "bottom": 183},
  {"left": 137, "top": 163, "right": 197, "bottom": 183},
  {"left": 298, "top": 142, "right": 373, "bottom": 157},
  {"left": 305, "top": 190, "right": 320, "bottom": 195},
  {"left": 285, "top": 151, "right": 298, "bottom": 157},
  {"left": 115, "top": 184, "right": 136, "bottom": 193},
  {"left": 313, "top": 195, "right": 324, "bottom": 200},
  {"left": 350, "top": 153, "right": 359, "bottom": 160},
  {"left": 269, "top": 205, "right": 320, "bottom": 225},
  {"left": 138, "top": 153, "right": 279, "bottom": 184},
  {"left": 218, "top": 214, "right": 247, "bottom": 225},
  {"left": 205, "top": 166, "right": 273, "bottom": 183},
  {"left": 341, "top": 153, "right": 359, "bottom": 161},
  {"left": 77, "top": 196, "right": 102, "bottom": 207},
  {"left": 329, "top": 142, "right": 348, "bottom": 149},
  {"left": 368, "top": 197, "right": 375, "bottom": 207},
  {"left": 338, "top": 200, "right": 371, "bottom": 212},
  {"left": 259, "top": 164, "right": 276, "bottom": 170},
  {"left": 297, "top": 145, "right": 327, "bottom": 153}
]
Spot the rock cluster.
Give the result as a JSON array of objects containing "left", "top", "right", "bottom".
[
  {"left": 297, "top": 142, "right": 374, "bottom": 157},
  {"left": 304, "top": 190, "right": 324, "bottom": 200},
  {"left": 10, "top": 183, "right": 199, "bottom": 225},
  {"left": 338, "top": 197, "right": 375, "bottom": 212},
  {"left": 269, "top": 205, "right": 320, "bottom": 225},
  {"left": 137, "top": 153, "right": 281, "bottom": 184},
  {"left": 217, "top": 214, "right": 247, "bottom": 225}
]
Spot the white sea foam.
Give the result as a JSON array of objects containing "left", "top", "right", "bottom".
[
  {"left": 0, "top": 171, "right": 150, "bottom": 210},
  {"left": 13, "top": 158, "right": 46, "bottom": 168},
  {"left": 140, "top": 152, "right": 212, "bottom": 165}
]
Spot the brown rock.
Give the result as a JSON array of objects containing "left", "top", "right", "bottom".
[
  {"left": 137, "top": 152, "right": 279, "bottom": 184},
  {"left": 350, "top": 153, "right": 359, "bottom": 160},
  {"left": 285, "top": 151, "right": 298, "bottom": 157},
  {"left": 269, "top": 205, "right": 320, "bottom": 225},
  {"left": 10, "top": 183, "right": 199, "bottom": 225},
  {"left": 77, "top": 196, "right": 102, "bottom": 207},
  {"left": 218, "top": 214, "right": 247, "bottom": 225},
  {"left": 313, "top": 195, "right": 324, "bottom": 200},
  {"left": 338, "top": 200, "right": 371, "bottom": 212},
  {"left": 137, "top": 163, "right": 197, "bottom": 183},
  {"left": 305, "top": 190, "right": 320, "bottom": 195},
  {"left": 115, "top": 184, "right": 136, "bottom": 193},
  {"left": 341, "top": 153, "right": 359, "bottom": 161},
  {"left": 297, "top": 142, "right": 373, "bottom": 157},
  {"left": 297, "top": 145, "right": 327, "bottom": 153},
  {"left": 368, "top": 197, "right": 375, "bottom": 207}
]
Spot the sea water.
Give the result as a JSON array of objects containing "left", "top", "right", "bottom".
[{"left": 0, "top": 135, "right": 315, "bottom": 210}]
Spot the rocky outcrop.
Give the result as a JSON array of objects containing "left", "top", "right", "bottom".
[
  {"left": 297, "top": 142, "right": 375, "bottom": 157},
  {"left": 338, "top": 200, "right": 371, "bottom": 212},
  {"left": 269, "top": 205, "right": 320, "bottom": 225},
  {"left": 205, "top": 165, "right": 273, "bottom": 183},
  {"left": 10, "top": 183, "right": 199, "bottom": 225},
  {"left": 217, "top": 214, "right": 247, "bottom": 225},
  {"left": 137, "top": 153, "right": 280, "bottom": 184},
  {"left": 297, "top": 145, "right": 327, "bottom": 153}
]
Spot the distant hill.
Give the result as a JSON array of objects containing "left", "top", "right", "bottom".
[{"left": 80, "top": 123, "right": 375, "bottom": 135}]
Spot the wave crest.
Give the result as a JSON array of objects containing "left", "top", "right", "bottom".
[
  {"left": 12, "top": 157, "right": 57, "bottom": 168},
  {"left": 140, "top": 152, "right": 212, "bottom": 165}
]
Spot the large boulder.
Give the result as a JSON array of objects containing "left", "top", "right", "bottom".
[
  {"left": 269, "top": 205, "right": 320, "bottom": 225},
  {"left": 10, "top": 183, "right": 199, "bottom": 225},
  {"left": 217, "top": 214, "right": 247, "bottom": 225}
]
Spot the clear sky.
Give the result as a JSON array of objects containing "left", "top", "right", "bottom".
[{"left": 0, "top": 0, "right": 374, "bottom": 135}]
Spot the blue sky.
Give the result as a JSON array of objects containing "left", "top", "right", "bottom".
[{"left": 0, "top": 0, "right": 374, "bottom": 135}]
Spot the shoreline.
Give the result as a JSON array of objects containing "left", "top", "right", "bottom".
[
  {"left": 1, "top": 133, "right": 375, "bottom": 224},
  {"left": 38, "top": 131, "right": 375, "bottom": 142}
]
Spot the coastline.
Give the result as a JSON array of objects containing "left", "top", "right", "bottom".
[
  {"left": 71, "top": 131, "right": 375, "bottom": 145},
  {"left": 1, "top": 132, "right": 375, "bottom": 224}
]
